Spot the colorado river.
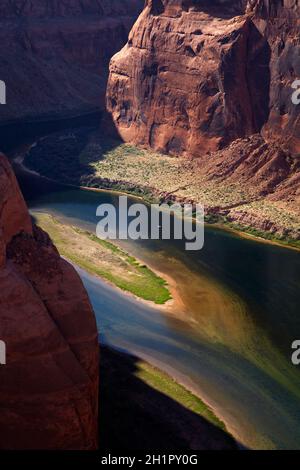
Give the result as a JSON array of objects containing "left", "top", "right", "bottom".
[{"left": 16, "top": 167, "right": 300, "bottom": 450}]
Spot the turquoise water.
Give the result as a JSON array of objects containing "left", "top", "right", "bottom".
[{"left": 18, "top": 171, "right": 300, "bottom": 449}]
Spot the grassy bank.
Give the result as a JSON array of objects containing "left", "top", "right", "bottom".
[
  {"left": 99, "top": 346, "right": 236, "bottom": 449},
  {"left": 205, "top": 214, "right": 300, "bottom": 250},
  {"left": 33, "top": 212, "right": 171, "bottom": 305}
]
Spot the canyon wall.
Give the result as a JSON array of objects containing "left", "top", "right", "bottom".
[
  {"left": 106, "top": 0, "right": 300, "bottom": 237},
  {"left": 0, "top": 153, "right": 99, "bottom": 449},
  {"left": 0, "top": 0, "right": 144, "bottom": 123},
  {"left": 107, "top": 0, "right": 300, "bottom": 155},
  {"left": 250, "top": 0, "right": 300, "bottom": 154}
]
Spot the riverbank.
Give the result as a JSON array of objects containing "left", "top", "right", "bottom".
[
  {"left": 15, "top": 151, "right": 300, "bottom": 253},
  {"left": 22, "top": 128, "right": 300, "bottom": 251},
  {"left": 99, "top": 345, "right": 237, "bottom": 449},
  {"left": 33, "top": 212, "right": 171, "bottom": 306}
]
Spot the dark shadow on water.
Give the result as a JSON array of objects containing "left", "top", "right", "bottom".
[
  {"left": 13, "top": 157, "right": 77, "bottom": 202},
  {"left": 13, "top": 122, "right": 126, "bottom": 196},
  {"left": 12, "top": 118, "right": 158, "bottom": 204},
  {"left": 99, "top": 345, "right": 242, "bottom": 451}
]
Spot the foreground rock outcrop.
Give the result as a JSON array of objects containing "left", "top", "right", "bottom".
[
  {"left": 0, "top": 0, "right": 144, "bottom": 124},
  {"left": 107, "top": 0, "right": 300, "bottom": 238},
  {"left": 0, "top": 153, "right": 99, "bottom": 449}
]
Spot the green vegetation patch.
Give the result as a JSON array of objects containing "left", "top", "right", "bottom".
[
  {"left": 25, "top": 128, "right": 300, "bottom": 250},
  {"left": 34, "top": 212, "right": 171, "bottom": 305},
  {"left": 135, "top": 361, "right": 227, "bottom": 431}
]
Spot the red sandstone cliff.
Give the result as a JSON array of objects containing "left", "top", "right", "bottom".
[
  {"left": 0, "top": 0, "right": 144, "bottom": 123},
  {"left": 107, "top": 0, "right": 300, "bottom": 237},
  {"left": 107, "top": 0, "right": 299, "bottom": 155},
  {"left": 0, "top": 153, "right": 99, "bottom": 449}
]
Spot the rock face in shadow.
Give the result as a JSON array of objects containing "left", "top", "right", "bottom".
[
  {"left": 0, "top": 153, "right": 99, "bottom": 450},
  {"left": 0, "top": 0, "right": 144, "bottom": 123},
  {"left": 250, "top": 0, "right": 300, "bottom": 155},
  {"left": 107, "top": 0, "right": 299, "bottom": 156}
]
